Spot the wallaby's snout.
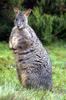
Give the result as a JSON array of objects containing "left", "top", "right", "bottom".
[
  {"left": 17, "top": 24, "right": 20, "bottom": 29},
  {"left": 16, "top": 18, "right": 23, "bottom": 29},
  {"left": 17, "top": 24, "right": 22, "bottom": 29},
  {"left": 17, "top": 22, "right": 24, "bottom": 29},
  {"left": 17, "top": 25, "right": 23, "bottom": 29}
]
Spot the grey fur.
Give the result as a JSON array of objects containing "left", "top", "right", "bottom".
[{"left": 9, "top": 12, "right": 52, "bottom": 90}]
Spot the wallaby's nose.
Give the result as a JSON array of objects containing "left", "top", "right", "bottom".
[{"left": 17, "top": 24, "right": 20, "bottom": 28}]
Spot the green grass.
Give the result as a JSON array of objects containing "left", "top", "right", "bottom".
[{"left": 0, "top": 41, "right": 66, "bottom": 100}]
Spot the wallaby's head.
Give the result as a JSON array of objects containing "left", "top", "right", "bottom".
[{"left": 14, "top": 7, "right": 32, "bottom": 29}]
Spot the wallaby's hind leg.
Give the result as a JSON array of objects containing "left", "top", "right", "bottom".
[{"left": 39, "top": 74, "right": 52, "bottom": 90}]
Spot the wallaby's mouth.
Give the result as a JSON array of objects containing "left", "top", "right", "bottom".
[{"left": 17, "top": 25, "right": 24, "bottom": 30}]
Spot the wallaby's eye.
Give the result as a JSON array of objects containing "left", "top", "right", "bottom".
[
  {"left": 16, "top": 18, "right": 18, "bottom": 21},
  {"left": 22, "top": 19, "right": 24, "bottom": 22}
]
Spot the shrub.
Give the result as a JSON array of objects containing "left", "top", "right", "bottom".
[
  {"left": 0, "top": 19, "right": 12, "bottom": 41},
  {"left": 29, "top": 7, "right": 66, "bottom": 43},
  {"left": 29, "top": 7, "right": 53, "bottom": 43}
]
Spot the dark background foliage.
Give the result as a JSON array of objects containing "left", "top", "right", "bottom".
[{"left": 0, "top": 0, "right": 66, "bottom": 43}]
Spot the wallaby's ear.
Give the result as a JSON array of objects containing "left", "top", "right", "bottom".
[
  {"left": 24, "top": 9, "right": 32, "bottom": 17},
  {"left": 13, "top": 7, "right": 20, "bottom": 16}
]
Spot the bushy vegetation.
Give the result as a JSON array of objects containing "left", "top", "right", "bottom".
[
  {"left": 0, "top": 42, "right": 66, "bottom": 100},
  {"left": 0, "top": 0, "right": 66, "bottom": 43}
]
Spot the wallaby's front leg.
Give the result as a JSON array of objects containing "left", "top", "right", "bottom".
[{"left": 9, "top": 26, "right": 19, "bottom": 49}]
